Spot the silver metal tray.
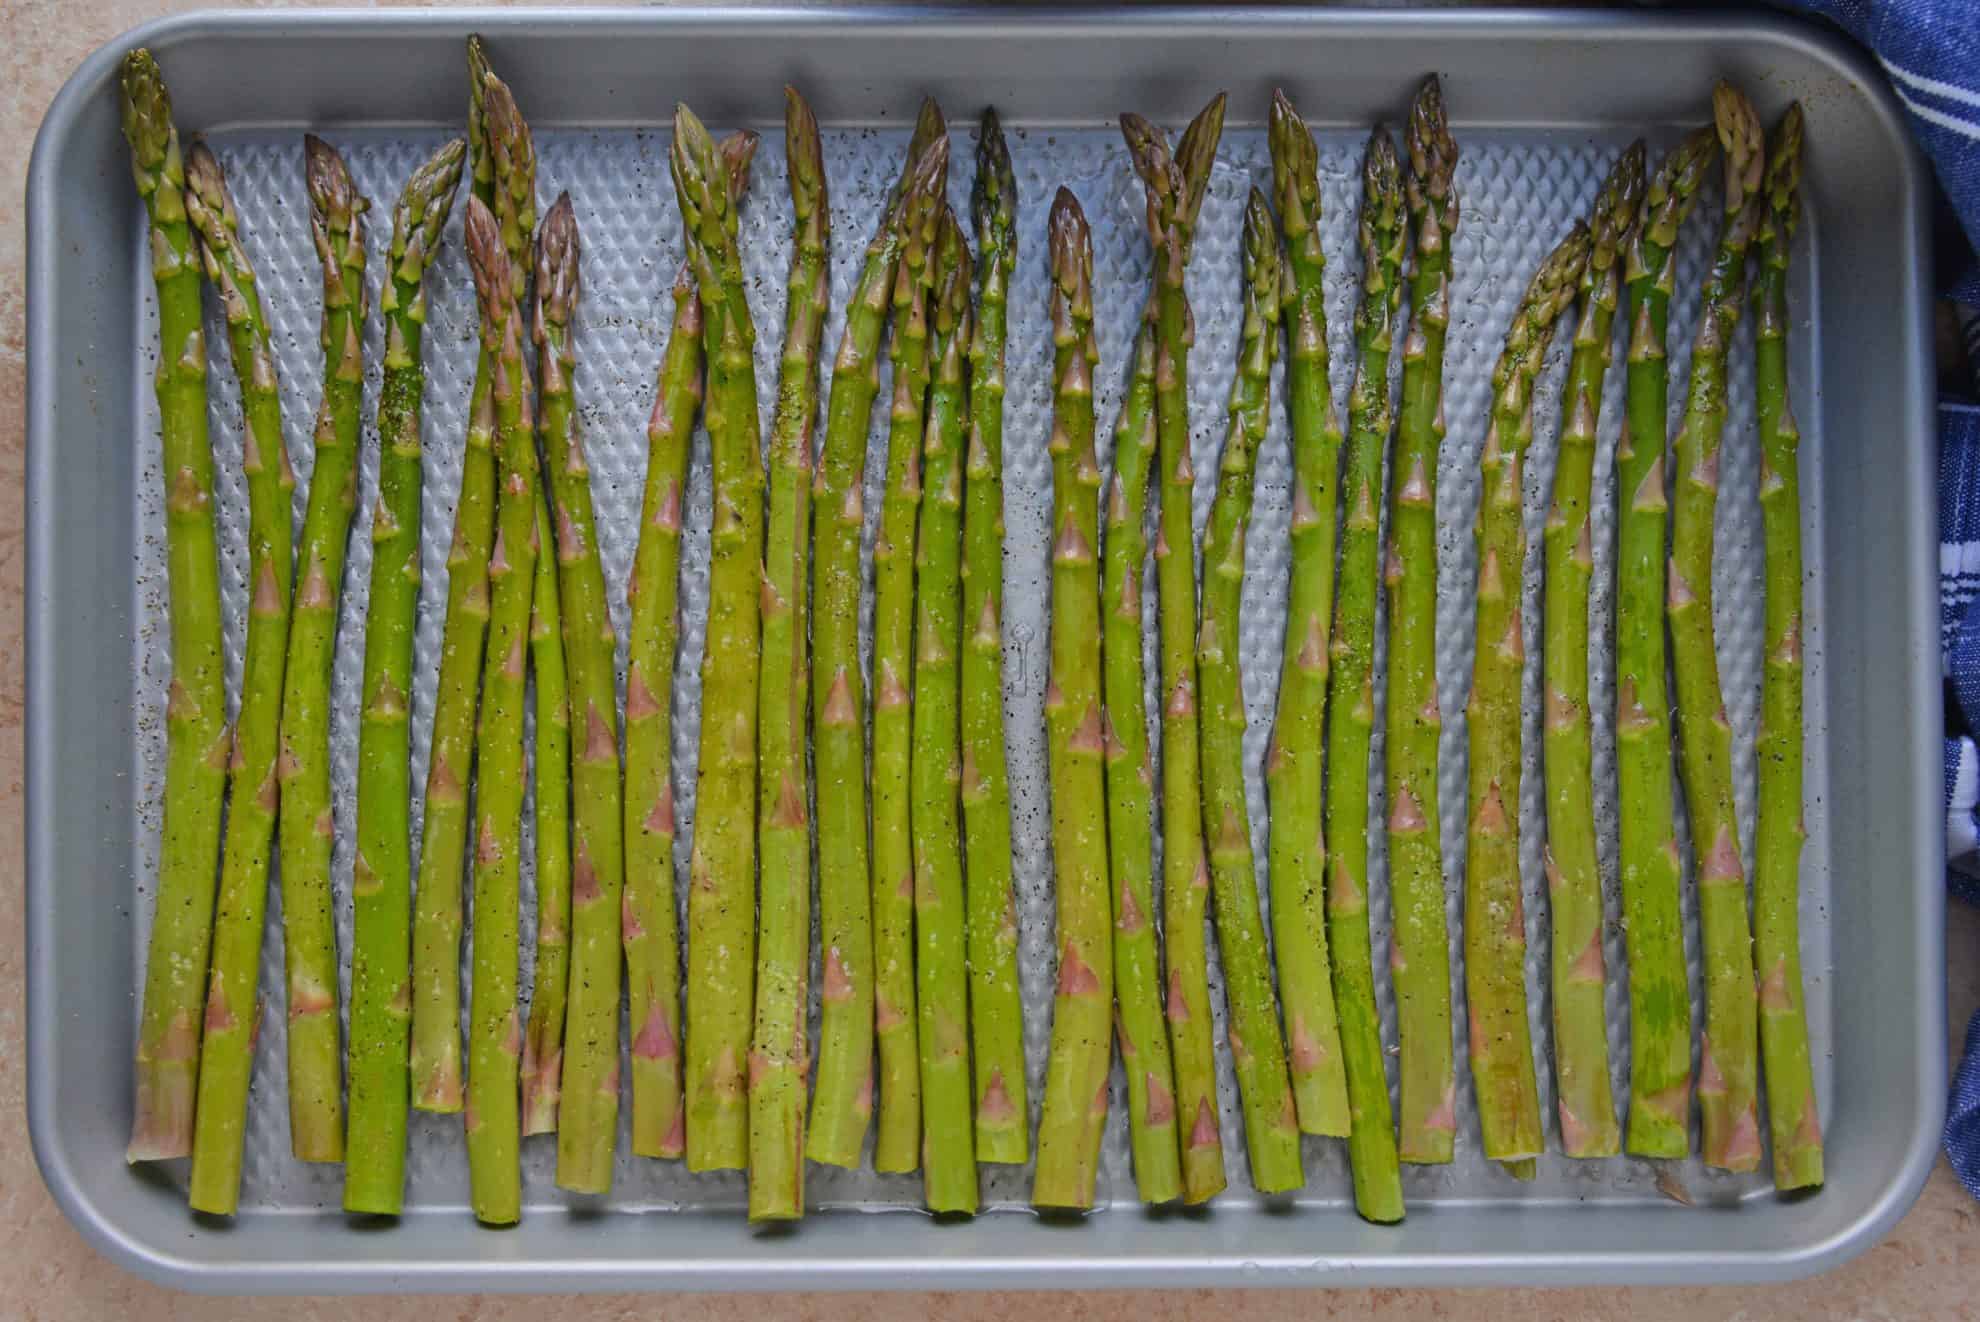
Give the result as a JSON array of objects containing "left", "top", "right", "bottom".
[{"left": 25, "top": 4, "right": 1943, "bottom": 1293}]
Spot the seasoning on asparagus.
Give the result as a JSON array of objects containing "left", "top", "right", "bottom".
[
  {"left": 746, "top": 89, "right": 829, "bottom": 1222},
  {"left": 521, "top": 491, "right": 571, "bottom": 1139},
  {"left": 1120, "top": 93, "right": 1229, "bottom": 1204},
  {"left": 1197, "top": 189, "right": 1304, "bottom": 1193},
  {"left": 1264, "top": 89, "right": 1353, "bottom": 1141},
  {"left": 871, "top": 101, "right": 951, "bottom": 1176},
  {"left": 1326, "top": 127, "right": 1408, "bottom": 1224},
  {"left": 961, "top": 110, "right": 1031, "bottom": 1168},
  {"left": 412, "top": 41, "right": 517, "bottom": 1116},
  {"left": 912, "top": 210, "right": 980, "bottom": 1214},
  {"left": 1615, "top": 124, "right": 1715, "bottom": 1159},
  {"left": 1671, "top": 83, "right": 1765, "bottom": 1174},
  {"left": 808, "top": 132, "right": 946, "bottom": 1170},
  {"left": 1099, "top": 306, "right": 1182, "bottom": 1204},
  {"left": 676, "top": 102, "right": 765, "bottom": 1174},
  {"left": 341, "top": 139, "right": 467, "bottom": 1214},
  {"left": 1387, "top": 75, "right": 1457, "bottom": 1167},
  {"left": 179, "top": 137, "right": 301, "bottom": 1207},
  {"left": 1465, "top": 219, "right": 1592, "bottom": 1171},
  {"left": 1031, "top": 187, "right": 1112, "bottom": 1212},
  {"left": 275, "top": 135, "right": 368, "bottom": 1164},
  {"left": 1541, "top": 143, "right": 1644, "bottom": 1163},
  {"left": 459, "top": 193, "right": 535, "bottom": 1226},
  {"left": 623, "top": 134, "right": 760, "bottom": 1164},
  {"left": 1752, "top": 103, "right": 1823, "bottom": 1192}
]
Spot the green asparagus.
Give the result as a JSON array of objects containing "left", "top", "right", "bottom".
[
  {"left": 342, "top": 139, "right": 467, "bottom": 1213},
  {"left": 1264, "top": 89, "right": 1352, "bottom": 1140},
  {"left": 1540, "top": 144, "right": 1643, "bottom": 1162},
  {"left": 1326, "top": 127, "right": 1408, "bottom": 1224},
  {"left": 1119, "top": 95, "right": 1229, "bottom": 1204},
  {"left": 748, "top": 89, "right": 829, "bottom": 1221},
  {"left": 521, "top": 490, "right": 571, "bottom": 1139},
  {"left": 1387, "top": 76, "right": 1457, "bottom": 1167},
  {"left": 181, "top": 137, "right": 302, "bottom": 1208},
  {"left": 1197, "top": 189, "right": 1303, "bottom": 1193},
  {"left": 1616, "top": 125, "right": 1715, "bottom": 1158},
  {"left": 1752, "top": 103, "right": 1822, "bottom": 1191},
  {"left": 276, "top": 135, "right": 368, "bottom": 1163},
  {"left": 1465, "top": 220, "right": 1592, "bottom": 1169},
  {"left": 1671, "top": 83, "right": 1765, "bottom": 1174}
]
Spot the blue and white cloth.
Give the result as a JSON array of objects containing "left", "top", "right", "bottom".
[{"left": 1777, "top": 0, "right": 1980, "bottom": 1198}]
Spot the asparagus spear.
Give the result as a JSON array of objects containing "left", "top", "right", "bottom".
[
  {"left": 872, "top": 103, "right": 951, "bottom": 1175},
  {"left": 745, "top": 89, "right": 829, "bottom": 1222},
  {"left": 1465, "top": 220, "right": 1592, "bottom": 1169},
  {"left": 1752, "top": 104, "right": 1823, "bottom": 1191},
  {"left": 622, "top": 134, "right": 760, "bottom": 1164},
  {"left": 1264, "top": 89, "right": 1352, "bottom": 1140},
  {"left": 1327, "top": 128, "right": 1408, "bottom": 1224},
  {"left": 273, "top": 135, "right": 368, "bottom": 1163},
  {"left": 911, "top": 211, "right": 980, "bottom": 1214},
  {"left": 341, "top": 139, "right": 467, "bottom": 1213},
  {"left": 521, "top": 491, "right": 571, "bottom": 1138},
  {"left": 1119, "top": 94, "right": 1228, "bottom": 1204},
  {"left": 808, "top": 134, "right": 945, "bottom": 1169},
  {"left": 1387, "top": 76, "right": 1457, "bottom": 1167},
  {"left": 1615, "top": 125, "right": 1715, "bottom": 1158},
  {"left": 1197, "top": 189, "right": 1304, "bottom": 1193},
  {"left": 1099, "top": 303, "right": 1184, "bottom": 1204},
  {"left": 412, "top": 43, "right": 523, "bottom": 1115},
  {"left": 456, "top": 193, "right": 534, "bottom": 1225},
  {"left": 179, "top": 137, "right": 300, "bottom": 1206},
  {"left": 1032, "top": 187, "right": 1112, "bottom": 1212},
  {"left": 676, "top": 103, "right": 765, "bottom": 1173},
  {"left": 1540, "top": 144, "right": 1644, "bottom": 1162},
  {"left": 961, "top": 110, "right": 1031, "bottom": 1168},
  {"left": 1671, "top": 83, "right": 1766, "bottom": 1174}
]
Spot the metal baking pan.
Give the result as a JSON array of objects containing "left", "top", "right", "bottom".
[{"left": 26, "top": 4, "right": 1942, "bottom": 1293}]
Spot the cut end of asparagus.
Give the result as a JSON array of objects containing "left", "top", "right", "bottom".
[
  {"left": 392, "top": 137, "right": 469, "bottom": 278},
  {"left": 784, "top": 87, "right": 826, "bottom": 224},
  {"left": 972, "top": 109, "right": 1017, "bottom": 270},
  {"left": 1713, "top": 81, "right": 1765, "bottom": 218},
  {"left": 1406, "top": 75, "right": 1458, "bottom": 228},
  {"left": 1763, "top": 104, "right": 1805, "bottom": 247},
  {"left": 118, "top": 50, "right": 179, "bottom": 195},
  {"left": 534, "top": 191, "right": 581, "bottom": 337}
]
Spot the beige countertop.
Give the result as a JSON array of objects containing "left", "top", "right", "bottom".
[{"left": 4, "top": 1, "right": 1976, "bottom": 1314}]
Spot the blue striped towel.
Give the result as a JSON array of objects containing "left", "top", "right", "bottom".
[{"left": 1781, "top": 0, "right": 1980, "bottom": 1198}]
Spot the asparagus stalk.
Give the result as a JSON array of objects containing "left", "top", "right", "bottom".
[
  {"left": 808, "top": 134, "right": 946, "bottom": 1169},
  {"left": 1264, "top": 89, "right": 1352, "bottom": 1140},
  {"left": 872, "top": 102, "right": 951, "bottom": 1175},
  {"left": 623, "top": 135, "right": 760, "bottom": 1164},
  {"left": 1540, "top": 144, "right": 1644, "bottom": 1162},
  {"left": 273, "top": 135, "right": 368, "bottom": 1163},
  {"left": 746, "top": 89, "right": 829, "bottom": 1221},
  {"left": 456, "top": 194, "right": 533, "bottom": 1226},
  {"left": 1326, "top": 128, "right": 1408, "bottom": 1224},
  {"left": 412, "top": 42, "right": 521, "bottom": 1114},
  {"left": 1197, "top": 190, "right": 1304, "bottom": 1193},
  {"left": 911, "top": 211, "right": 980, "bottom": 1214},
  {"left": 521, "top": 491, "right": 571, "bottom": 1138},
  {"left": 1099, "top": 304, "right": 1183, "bottom": 1204},
  {"left": 1671, "top": 83, "right": 1765, "bottom": 1174},
  {"left": 1119, "top": 94, "right": 1229, "bottom": 1204},
  {"left": 1032, "top": 188, "right": 1113, "bottom": 1211},
  {"left": 676, "top": 103, "right": 765, "bottom": 1173},
  {"left": 1615, "top": 125, "right": 1715, "bottom": 1158},
  {"left": 179, "top": 137, "right": 300, "bottom": 1205},
  {"left": 1752, "top": 104, "right": 1823, "bottom": 1191},
  {"left": 961, "top": 111, "right": 1031, "bottom": 1168},
  {"left": 1386, "top": 76, "right": 1457, "bottom": 1167},
  {"left": 1465, "top": 220, "right": 1592, "bottom": 1168},
  {"left": 341, "top": 139, "right": 468, "bottom": 1213}
]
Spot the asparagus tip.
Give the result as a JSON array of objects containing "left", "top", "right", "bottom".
[
  {"left": 1713, "top": 81, "right": 1765, "bottom": 212},
  {"left": 910, "top": 95, "right": 948, "bottom": 163},
  {"left": 718, "top": 129, "right": 761, "bottom": 202},
  {"left": 1764, "top": 103, "right": 1805, "bottom": 239},
  {"left": 463, "top": 192, "right": 510, "bottom": 312},
  {"left": 784, "top": 87, "right": 825, "bottom": 215},
  {"left": 1406, "top": 74, "right": 1458, "bottom": 201},
  {"left": 303, "top": 134, "right": 361, "bottom": 230},
  {"left": 534, "top": 191, "right": 580, "bottom": 331}
]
